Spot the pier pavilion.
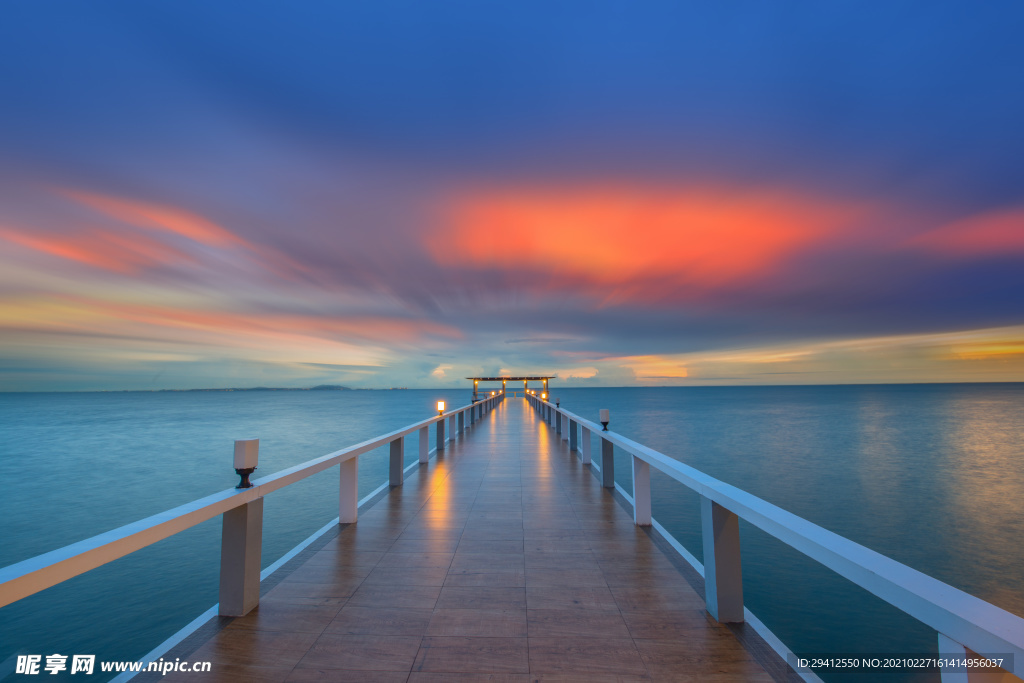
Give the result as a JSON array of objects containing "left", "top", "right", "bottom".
[
  {"left": 468, "top": 375, "right": 554, "bottom": 401},
  {"left": 1, "top": 392, "right": 1021, "bottom": 681}
]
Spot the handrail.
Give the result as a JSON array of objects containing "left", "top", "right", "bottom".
[
  {"left": 531, "top": 394, "right": 1024, "bottom": 666},
  {"left": 0, "top": 395, "right": 502, "bottom": 609}
]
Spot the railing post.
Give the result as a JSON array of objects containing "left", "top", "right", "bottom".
[
  {"left": 448, "top": 414, "right": 456, "bottom": 439},
  {"left": 419, "top": 426, "right": 429, "bottom": 463},
  {"left": 569, "top": 419, "right": 578, "bottom": 451},
  {"left": 339, "top": 455, "right": 358, "bottom": 522},
  {"left": 581, "top": 427, "right": 591, "bottom": 465},
  {"left": 458, "top": 410, "right": 464, "bottom": 434},
  {"left": 700, "top": 496, "right": 744, "bottom": 623},
  {"left": 937, "top": 633, "right": 969, "bottom": 683},
  {"left": 555, "top": 411, "right": 561, "bottom": 435},
  {"left": 389, "top": 437, "right": 404, "bottom": 486},
  {"left": 601, "top": 436, "right": 615, "bottom": 488},
  {"left": 437, "top": 417, "right": 446, "bottom": 451},
  {"left": 631, "top": 455, "right": 651, "bottom": 525},
  {"left": 219, "top": 497, "right": 263, "bottom": 617}
]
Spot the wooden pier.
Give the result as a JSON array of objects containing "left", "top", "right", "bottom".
[{"left": 149, "top": 398, "right": 780, "bottom": 681}]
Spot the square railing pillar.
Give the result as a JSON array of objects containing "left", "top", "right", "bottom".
[
  {"left": 437, "top": 418, "right": 446, "bottom": 451},
  {"left": 581, "top": 428, "right": 591, "bottom": 465},
  {"left": 937, "top": 633, "right": 969, "bottom": 683},
  {"left": 632, "top": 455, "right": 652, "bottom": 526},
  {"left": 458, "top": 411, "right": 464, "bottom": 434},
  {"left": 555, "top": 411, "right": 561, "bottom": 435},
  {"left": 419, "top": 425, "right": 429, "bottom": 463},
  {"left": 218, "top": 498, "right": 263, "bottom": 617},
  {"left": 389, "top": 437, "right": 404, "bottom": 486},
  {"left": 339, "top": 455, "right": 358, "bottom": 523},
  {"left": 569, "top": 419, "right": 578, "bottom": 451},
  {"left": 601, "top": 436, "right": 615, "bottom": 488},
  {"left": 701, "top": 496, "right": 744, "bottom": 623}
]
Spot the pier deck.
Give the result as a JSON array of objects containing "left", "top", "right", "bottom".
[{"left": 157, "top": 399, "right": 783, "bottom": 682}]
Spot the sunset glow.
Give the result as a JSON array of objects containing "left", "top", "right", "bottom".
[
  {"left": 434, "top": 186, "right": 866, "bottom": 301},
  {"left": 0, "top": 3, "right": 1022, "bottom": 390}
]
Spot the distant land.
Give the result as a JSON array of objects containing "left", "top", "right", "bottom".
[{"left": 144, "top": 385, "right": 409, "bottom": 393}]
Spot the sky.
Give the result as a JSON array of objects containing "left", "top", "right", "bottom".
[{"left": 1, "top": 1, "right": 1023, "bottom": 390}]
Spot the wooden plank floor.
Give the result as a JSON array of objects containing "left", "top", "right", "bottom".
[{"left": 163, "top": 398, "right": 776, "bottom": 682}]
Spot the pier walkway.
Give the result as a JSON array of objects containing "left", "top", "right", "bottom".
[{"left": 156, "top": 398, "right": 780, "bottom": 682}]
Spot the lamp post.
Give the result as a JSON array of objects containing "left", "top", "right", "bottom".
[
  {"left": 437, "top": 400, "right": 445, "bottom": 416},
  {"left": 234, "top": 439, "right": 258, "bottom": 488},
  {"left": 600, "top": 409, "right": 609, "bottom": 431}
]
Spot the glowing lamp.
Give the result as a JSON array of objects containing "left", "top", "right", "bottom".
[
  {"left": 233, "top": 438, "right": 259, "bottom": 489},
  {"left": 437, "top": 400, "right": 445, "bottom": 415},
  {"left": 491, "top": 391, "right": 495, "bottom": 396},
  {"left": 542, "top": 393, "right": 547, "bottom": 400},
  {"left": 599, "top": 409, "right": 610, "bottom": 431}
]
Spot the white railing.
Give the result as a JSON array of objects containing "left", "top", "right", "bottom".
[
  {"left": 527, "top": 393, "right": 1023, "bottom": 683},
  {"left": 0, "top": 393, "right": 504, "bottom": 617}
]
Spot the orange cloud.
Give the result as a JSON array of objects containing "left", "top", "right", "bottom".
[
  {"left": 604, "top": 354, "right": 690, "bottom": 381},
  {"left": 909, "top": 207, "right": 1024, "bottom": 255},
  {"left": 74, "top": 299, "right": 463, "bottom": 346},
  {"left": 431, "top": 185, "right": 866, "bottom": 301},
  {"left": 0, "top": 294, "right": 462, "bottom": 362},
  {"left": 2, "top": 189, "right": 313, "bottom": 281},
  {"left": 0, "top": 227, "right": 191, "bottom": 274},
  {"left": 63, "top": 189, "right": 246, "bottom": 248}
]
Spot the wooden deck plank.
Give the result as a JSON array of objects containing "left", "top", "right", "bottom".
[{"left": 156, "top": 398, "right": 786, "bottom": 682}]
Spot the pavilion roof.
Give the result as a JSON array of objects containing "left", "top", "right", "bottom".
[{"left": 466, "top": 376, "right": 554, "bottom": 381}]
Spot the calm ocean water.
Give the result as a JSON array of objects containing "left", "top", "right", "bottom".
[{"left": 1, "top": 385, "right": 1022, "bottom": 681}]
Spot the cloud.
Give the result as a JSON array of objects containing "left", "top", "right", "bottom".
[
  {"left": 61, "top": 189, "right": 247, "bottom": 248},
  {"left": 430, "top": 364, "right": 453, "bottom": 378},
  {"left": 0, "top": 226, "right": 192, "bottom": 274},
  {"left": 907, "top": 207, "right": 1024, "bottom": 257},
  {"left": 428, "top": 183, "right": 871, "bottom": 305}
]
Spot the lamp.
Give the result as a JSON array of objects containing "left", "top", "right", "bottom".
[
  {"left": 555, "top": 398, "right": 560, "bottom": 407},
  {"left": 541, "top": 393, "right": 547, "bottom": 400},
  {"left": 234, "top": 438, "right": 259, "bottom": 489},
  {"left": 599, "top": 409, "right": 609, "bottom": 431},
  {"left": 437, "top": 400, "right": 445, "bottom": 415},
  {"left": 491, "top": 391, "right": 495, "bottom": 396}
]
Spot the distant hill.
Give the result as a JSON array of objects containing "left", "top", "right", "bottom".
[{"left": 157, "top": 385, "right": 353, "bottom": 392}]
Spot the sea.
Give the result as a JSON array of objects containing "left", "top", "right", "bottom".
[{"left": 1, "top": 385, "right": 1022, "bottom": 682}]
